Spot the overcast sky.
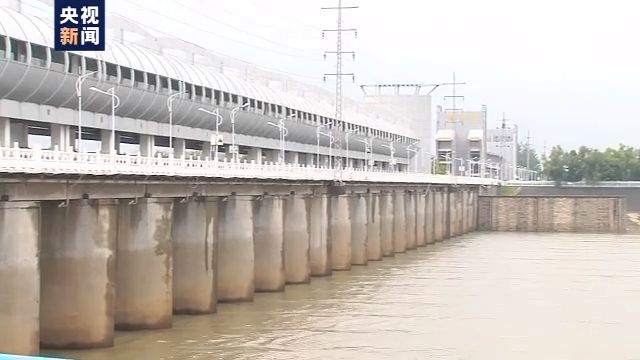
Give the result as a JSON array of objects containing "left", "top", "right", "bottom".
[{"left": 23, "top": 0, "right": 640, "bottom": 153}]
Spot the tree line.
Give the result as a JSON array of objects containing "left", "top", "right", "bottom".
[{"left": 542, "top": 145, "right": 640, "bottom": 182}]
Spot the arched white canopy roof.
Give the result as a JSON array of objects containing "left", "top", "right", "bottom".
[{"left": 0, "top": 6, "right": 416, "bottom": 138}]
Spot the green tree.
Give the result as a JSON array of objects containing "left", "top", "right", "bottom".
[
  {"left": 517, "top": 142, "right": 541, "bottom": 171},
  {"left": 543, "top": 144, "right": 640, "bottom": 182}
]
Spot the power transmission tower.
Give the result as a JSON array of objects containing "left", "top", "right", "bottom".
[
  {"left": 443, "top": 72, "right": 466, "bottom": 123},
  {"left": 322, "top": 0, "right": 358, "bottom": 171}
]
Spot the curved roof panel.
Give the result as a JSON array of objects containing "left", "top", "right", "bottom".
[{"left": 0, "top": 6, "right": 417, "bottom": 138}]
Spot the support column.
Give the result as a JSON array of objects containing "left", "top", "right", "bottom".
[
  {"left": 172, "top": 198, "right": 219, "bottom": 314},
  {"left": 0, "top": 202, "right": 40, "bottom": 355},
  {"left": 405, "top": 192, "right": 417, "bottom": 250},
  {"left": 309, "top": 195, "right": 331, "bottom": 276},
  {"left": 284, "top": 194, "right": 311, "bottom": 284},
  {"left": 393, "top": 191, "right": 407, "bottom": 253},
  {"left": 100, "top": 129, "right": 120, "bottom": 154},
  {"left": 116, "top": 198, "right": 173, "bottom": 330},
  {"left": 416, "top": 192, "right": 426, "bottom": 247},
  {"left": 445, "top": 191, "right": 452, "bottom": 239},
  {"left": 40, "top": 199, "right": 117, "bottom": 349},
  {"left": 434, "top": 191, "right": 444, "bottom": 242},
  {"left": 173, "top": 138, "right": 186, "bottom": 158},
  {"left": 367, "top": 193, "right": 382, "bottom": 261},
  {"left": 379, "top": 192, "right": 394, "bottom": 257},
  {"left": 51, "top": 124, "right": 72, "bottom": 151},
  {"left": 0, "top": 117, "right": 10, "bottom": 147},
  {"left": 247, "top": 148, "right": 263, "bottom": 164},
  {"left": 139, "top": 134, "right": 155, "bottom": 157},
  {"left": 425, "top": 192, "right": 435, "bottom": 244},
  {"left": 253, "top": 195, "right": 285, "bottom": 291},
  {"left": 217, "top": 195, "right": 254, "bottom": 302},
  {"left": 330, "top": 195, "right": 351, "bottom": 270},
  {"left": 350, "top": 194, "right": 368, "bottom": 265}
]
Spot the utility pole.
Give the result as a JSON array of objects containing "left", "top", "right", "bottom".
[
  {"left": 525, "top": 130, "right": 533, "bottom": 171},
  {"left": 322, "top": 0, "right": 358, "bottom": 171},
  {"left": 500, "top": 113, "right": 510, "bottom": 180}
]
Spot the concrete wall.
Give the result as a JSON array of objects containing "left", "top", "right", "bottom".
[
  {"left": 513, "top": 185, "right": 640, "bottom": 211},
  {"left": 478, "top": 196, "right": 626, "bottom": 233}
]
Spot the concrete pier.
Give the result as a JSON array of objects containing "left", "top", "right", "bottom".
[
  {"left": 393, "top": 191, "right": 407, "bottom": 253},
  {"left": 0, "top": 202, "right": 40, "bottom": 355},
  {"left": 330, "top": 195, "right": 352, "bottom": 270},
  {"left": 309, "top": 195, "right": 331, "bottom": 276},
  {"left": 116, "top": 198, "right": 174, "bottom": 330},
  {"left": 40, "top": 199, "right": 118, "bottom": 348},
  {"left": 366, "top": 193, "right": 382, "bottom": 261},
  {"left": 253, "top": 195, "right": 285, "bottom": 291},
  {"left": 434, "top": 192, "right": 444, "bottom": 241},
  {"left": 284, "top": 195, "right": 311, "bottom": 284},
  {"left": 425, "top": 192, "right": 435, "bottom": 244},
  {"left": 405, "top": 192, "right": 417, "bottom": 250},
  {"left": 449, "top": 192, "right": 458, "bottom": 237},
  {"left": 350, "top": 194, "right": 368, "bottom": 265},
  {"left": 379, "top": 192, "right": 394, "bottom": 257},
  {"left": 415, "top": 192, "right": 426, "bottom": 247},
  {"left": 172, "top": 198, "right": 219, "bottom": 314},
  {"left": 217, "top": 195, "right": 255, "bottom": 302}
]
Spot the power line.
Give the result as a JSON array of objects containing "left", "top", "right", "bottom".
[
  {"left": 123, "top": 2, "right": 324, "bottom": 63},
  {"left": 172, "top": 0, "right": 322, "bottom": 57},
  {"left": 110, "top": 13, "right": 322, "bottom": 83},
  {"left": 242, "top": 0, "right": 325, "bottom": 32}
]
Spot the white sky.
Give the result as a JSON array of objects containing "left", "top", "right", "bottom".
[{"left": 20, "top": 0, "right": 640, "bottom": 153}]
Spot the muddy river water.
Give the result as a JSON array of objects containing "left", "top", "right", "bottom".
[{"left": 49, "top": 232, "right": 640, "bottom": 359}]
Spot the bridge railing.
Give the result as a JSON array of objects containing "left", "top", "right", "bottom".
[{"left": 0, "top": 147, "right": 499, "bottom": 185}]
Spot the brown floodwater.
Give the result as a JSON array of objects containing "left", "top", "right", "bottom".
[{"left": 48, "top": 232, "right": 640, "bottom": 359}]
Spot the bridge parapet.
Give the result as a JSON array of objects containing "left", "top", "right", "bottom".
[{"left": 0, "top": 147, "right": 498, "bottom": 186}]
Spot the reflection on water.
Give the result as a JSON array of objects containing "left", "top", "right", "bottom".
[{"left": 49, "top": 232, "right": 640, "bottom": 360}]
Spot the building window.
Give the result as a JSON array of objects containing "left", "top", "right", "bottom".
[
  {"left": 249, "top": 98, "right": 255, "bottom": 108},
  {"left": 195, "top": 85, "right": 203, "bottom": 100},
  {"left": 257, "top": 101, "right": 263, "bottom": 110},
  {"left": 120, "top": 66, "right": 132, "bottom": 85},
  {"left": 204, "top": 88, "right": 212, "bottom": 103},
  {"left": 51, "top": 49, "right": 65, "bottom": 72},
  {"left": 159, "top": 76, "right": 169, "bottom": 93},
  {"left": 105, "top": 62, "right": 118, "bottom": 81},
  {"left": 184, "top": 83, "right": 193, "bottom": 99},
  {"left": 9, "top": 38, "right": 27, "bottom": 63},
  {"left": 67, "top": 53, "right": 82, "bottom": 74},
  {"left": 30, "top": 43, "right": 48, "bottom": 67},
  {"left": 133, "top": 70, "right": 147, "bottom": 89},
  {"left": 0, "top": 36, "right": 6, "bottom": 59},
  {"left": 147, "top": 73, "right": 157, "bottom": 91},
  {"left": 231, "top": 94, "right": 238, "bottom": 104},
  {"left": 270, "top": 104, "right": 276, "bottom": 113},
  {"left": 170, "top": 79, "right": 180, "bottom": 92},
  {"left": 223, "top": 92, "right": 230, "bottom": 103},
  {"left": 277, "top": 105, "right": 282, "bottom": 115},
  {"left": 214, "top": 90, "right": 221, "bottom": 105}
]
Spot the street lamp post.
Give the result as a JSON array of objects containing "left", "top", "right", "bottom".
[
  {"left": 89, "top": 87, "right": 120, "bottom": 156},
  {"left": 345, "top": 130, "right": 355, "bottom": 169},
  {"left": 316, "top": 125, "right": 333, "bottom": 168},
  {"left": 75, "top": 71, "right": 97, "bottom": 153},
  {"left": 167, "top": 91, "right": 185, "bottom": 156},
  {"left": 356, "top": 138, "right": 371, "bottom": 171},
  {"left": 230, "top": 103, "right": 249, "bottom": 163},
  {"left": 267, "top": 114, "right": 294, "bottom": 164},
  {"left": 381, "top": 141, "right": 395, "bottom": 172},
  {"left": 407, "top": 141, "right": 419, "bottom": 173},
  {"left": 197, "top": 107, "right": 224, "bottom": 161}
]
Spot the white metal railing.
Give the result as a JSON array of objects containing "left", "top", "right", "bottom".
[{"left": 0, "top": 147, "right": 499, "bottom": 185}]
